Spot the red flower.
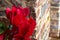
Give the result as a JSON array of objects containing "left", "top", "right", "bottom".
[{"left": 6, "top": 6, "right": 36, "bottom": 40}]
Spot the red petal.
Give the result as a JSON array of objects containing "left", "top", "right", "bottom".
[
  {"left": 0, "top": 35, "right": 3, "bottom": 40},
  {"left": 23, "top": 7, "right": 30, "bottom": 17},
  {"left": 24, "top": 17, "right": 36, "bottom": 38},
  {"left": 6, "top": 8, "right": 11, "bottom": 19}
]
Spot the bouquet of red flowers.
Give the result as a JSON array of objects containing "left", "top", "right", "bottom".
[{"left": 3, "top": 6, "right": 36, "bottom": 40}]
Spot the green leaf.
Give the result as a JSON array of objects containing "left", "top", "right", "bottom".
[
  {"left": 0, "top": 22, "right": 7, "bottom": 34},
  {"left": 0, "top": 29, "right": 4, "bottom": 34}
]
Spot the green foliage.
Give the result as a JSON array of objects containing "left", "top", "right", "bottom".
[{"left": 0, "top": 22, "right": 7, "bottom": 34}]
